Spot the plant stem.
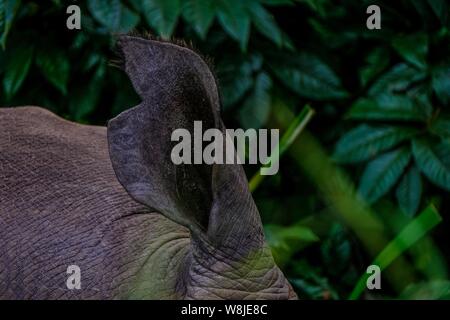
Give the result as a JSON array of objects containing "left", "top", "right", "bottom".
[
  {"left": 249, "top": 104, "right": 315, "bottom": 192},
  {"left": 348, "top": 205, "right": 442, "bottom": 300}
]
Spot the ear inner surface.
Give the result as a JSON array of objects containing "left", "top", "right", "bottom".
[{"left": 108, "top": 36, "right": 265, "bottom": 250}]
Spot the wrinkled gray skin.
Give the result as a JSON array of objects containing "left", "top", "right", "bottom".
[{"left": 0, "top": 36, "right": 296, "bottom": 299}]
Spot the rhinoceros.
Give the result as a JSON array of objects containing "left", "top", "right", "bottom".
[{"left": 0, "top": 35, "right": 296, "bottom": 299}]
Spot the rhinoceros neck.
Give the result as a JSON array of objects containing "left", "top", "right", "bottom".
[
  {"left": 180, "top": 237, "right": 293, "bottom": 299},
  {"left": 0, "top": 107, "right": 190, "bottom": 299}
]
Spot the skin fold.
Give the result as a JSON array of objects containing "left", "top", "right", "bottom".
[{"left": 0, "top": 36, "right": 296, "bottom": 299}]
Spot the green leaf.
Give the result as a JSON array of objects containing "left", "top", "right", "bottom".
[
  {"left": 3, "top": 44, "right": 33, "bottom": 99},
  {"left": 430, "top": 117, "right": 450, "bottom": 138},
  {"left": 334, "top": 125, "right": 416, "bottom": 163},
  {"left": 247, "top": 1, "right": 283, "bottom": 46},
  {"left": 359, "top": 147, "right": 411, "bottom": 204},
  {"left": 290, "top": 260, "right": 339, "bottom": 300},
  {"left": 308, "top": 17, "right": 356, "bottom": 49},
  {"left": 265, "top": 224, "right": 319, "bottom": 249},
  {"left": 427, "top": 0, "right": 449, "bottom": 26},
  {"left": 413, "top": 139, "right": 450, "bottom": 191},
  {"left": 265, "top": 224, "right": 319, "bottom": 266},
  {"left": 0, "top": 0, "right": 21, "bottom": 49},
  {"left": 321, "top": 224, "right": 352, "bottom": 275},
  {"left": 349, "top": 205, "right": 442, "bottom": 299},
  {"left": 88, "top": 0, "right": 139, "bottom": 32},
  {"left": 347, "top": 96, "right": 426, "bottom": 121},
  {"left": 88, "top": 0, "right": 121, "bottom": 30},
  {"left": 69, "top": 63, "right": 105, "bottom": 121},
  {"left": 142, "top": 0, "right": 181, "bottom": 38},
  {"left": 36, "top": 48, "right": 70, "bottom": 95},
  {"left": 435, "top": 140, "right": 450, "bottom": 165},
  {"left": 217, "top": 55, "right": 260, "bottom": 108},
  {"left": 369, "top": 63, "right": 427, "bottom": 97},
  {"left": 396, "top": 165, "right": 422, "bottom": 217},
  {"left": 392, "top": 33, "right": 428, "bottom": 69},
  {"left": 401, "top": 280, "right": 450, "bottom": 299},
  {"left": 119, "top": 6, "right": 140, "bottom": 32},
  {"left": 302, "top": 0, "right": 329, "bottom": 16},
  {"left": 239, "top": 72, "right": 272, "bottom": 129},
  {"left": 182, "top": 0, "right": 216, "bottom": 39},
  {"left": 359, "top": 47, "right": 390, "bottom": 87},
  {"left": 270, "top": 52, "right": 348, "bottom": 100},
  {"left": 432, "top": 64, "right": 450, "bottom": 106},
  {"left": 0, "top": 49, "right": 5, "bottom": 74},
  {"left": 216, "top": 0, "right": 250, "bottom": 50}
]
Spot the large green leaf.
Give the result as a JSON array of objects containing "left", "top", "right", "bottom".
[
  {"left": 391, "top": 33, "right": 428, "bottom": 69},
  {"left": 0, "top": 0, "right": 21, "bottom": 49},
  {"left": 436, "top": 140, "right": 450, "bottom": 165},
  {"left": 119, "top": 5, "right": 140, "bottom": 32},
  {"left": 182, "top": 0, "right": 216, "bottom": 39},
  {"left": 87, "top": 0, "right": 139, "bottom": 32},
  {"left": 359, "top": 47, "right": 390, "bottom": 87},
  {"left": 142, "top": 0, "right": 182, "bottom": 38},
  {"left": 368, "top": 63, "right": 427, "bottom": 97},
  {"left": 396, "top": 165, "right": 422, "bottom": 217},
  {"left": 0, "top": 49, "right": 4, "bottom": 74},
  {"left": 0, "top": 1, "right": 5, "bottom": 40},
  {"left": 265, "top": 224, "right": 319, "bottom": 250},
  {"left": 88, "top": 0, "right": 121, "bottom": 29},
  {"left": 36, "top": 48, "right": 70, "bottom": 95},
  {"left": 401, "top": 280, "right": 450, "bottom": 299},
  {"left": 301, "top": 0, "right": 330, "bottom": 16},
  {"left": 216, "top": 0, "right": 250, "bottom": 50},
  {"left": 349, "top": 205, "right": 442, "bottom": 299},
  {"left": 321, "top": 224, "right": 352, "bottom": 276},
  {"left": 217, "top": 55, "right": 261, "bottom": 108},
  {"left": 265, "top": 224, "right": 319, "bottom": 266},
  {"left": 3, "top": 44, "right": 33, "bottom": 99},
  {"left": 69, "top": 62, "right": 105, "bottom": 121},
  {"left": 432, "top": 64, "right": 450, "bottom": 106},
  {"left": 413, "top": 139, "right": 450, "bottom": 191},
  {"left": 347, "top": 96, "right": 426, "bottom": 121},
  {"left": 247, "top": 1, "right": 283, "bottom": 46},
  {"left": 270, "top": 52, "right": 348, "bottom": 100},
  {"left": 359, "top": 147, "right": 411, "bottom": 204},
  {"left": 239, "top": 72, "right": 272, "bottom": 129},
  {"left": 334, "top": 125, "right": 416, "bottom": 163},
  {"left": 427, "top": 0, "right": 449, "bottom": 26}
]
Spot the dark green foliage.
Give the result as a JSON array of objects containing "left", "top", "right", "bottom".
[
  {"left": 2, "top": 42, "right": 32, "bottom": 99},
  {"left": 358, "top": 147, "right": 411, "bottom": 204},
  {"left": 1, "top": 0, "right": 449, "bottom": 299},
  {"left": 396, "top": 165, "right": 422, "bottom": 217}
]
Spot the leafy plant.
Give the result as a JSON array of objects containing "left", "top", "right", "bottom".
[
  {"left": 333, "top": 6, "right": 450, "bottom": 216},
  {"left": 1, "top": 0, "right": 449, "bottom": 299},
  {"left": 349, "top": 205, "right": 442, "bottom": 300}
]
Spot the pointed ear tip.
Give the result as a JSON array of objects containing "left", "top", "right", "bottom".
[
  {"left": 114, "top": 35, "right": 136, "bottom": 52},
  {"left": 114, "top": 33, "right": 204, "bottom": 60}
]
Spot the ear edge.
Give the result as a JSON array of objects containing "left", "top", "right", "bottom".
[
  {"left": 106, "top": 104, "right": 212, "bottom": 237},
  {"left": 115, "top": 34, "right": 222, "bottom": 116},
  {"left": 115, "top": 33, "right": 218, "bottom": 76}
]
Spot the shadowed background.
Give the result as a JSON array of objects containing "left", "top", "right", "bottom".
[{"left": 1, "top": 0, "right": 449, "bottom": 299}]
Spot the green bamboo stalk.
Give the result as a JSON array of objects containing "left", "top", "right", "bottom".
[
  {"left": 249, "top": 105, "right": 315, "bottom": 192},
  {"left": 348, "top": 205, "right": 442, "bottom": 300}
]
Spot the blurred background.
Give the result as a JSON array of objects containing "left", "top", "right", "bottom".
[{"left": 1, "top": 0, "right": 449, "bottom": 299}]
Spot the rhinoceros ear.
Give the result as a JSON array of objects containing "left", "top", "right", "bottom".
[{"left": 107, "top": 36, "right": 263, "bottom": 247}]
